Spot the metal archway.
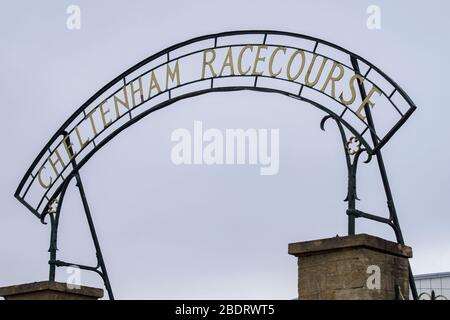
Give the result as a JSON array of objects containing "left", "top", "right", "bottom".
[{"left": 15, "top": 30, "right": 418, "bottom": 300}]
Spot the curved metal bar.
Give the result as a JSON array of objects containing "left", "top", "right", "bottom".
[{"left": 19, "top": 86, "right": 375, "bottom": 220}]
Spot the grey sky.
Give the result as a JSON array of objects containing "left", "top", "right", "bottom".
[{"left": 1, "top": 0, "right": 449, "bottom": 299}]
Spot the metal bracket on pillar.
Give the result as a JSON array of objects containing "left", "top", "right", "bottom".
[
  {"left": 42, "top": 133, "right": 115, "bottom": 300},
  {"left": 350, "top": 57, "right": 418, "bottom": 300}
]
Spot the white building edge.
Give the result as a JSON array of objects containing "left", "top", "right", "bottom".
[{"left": 413, "top": 272, "right": 450, "bottom": 300}]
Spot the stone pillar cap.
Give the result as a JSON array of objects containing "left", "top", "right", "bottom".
[
  {"left": 288, "top": 233, "right": 412, "bottom": 258},
  {"left": 0, "top": 281, "right": 104, "bottom": 299}
]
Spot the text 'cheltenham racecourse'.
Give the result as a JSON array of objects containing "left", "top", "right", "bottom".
[{"left": 16, "top": 32, "right": 415, "bottom": 219}]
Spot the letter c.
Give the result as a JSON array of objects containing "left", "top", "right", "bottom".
[
  {"left": 37, "top": 165, "right": 53, "bottom": 189},
  {"left": 269, "top": 47, "right": 287, "bottom": 77},
  {"left": 237, "top": 45, "right": 253, "bottom": 75}
]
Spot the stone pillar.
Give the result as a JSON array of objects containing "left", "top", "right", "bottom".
[
  {"left": 0, "top": 281, "right": 104, "bottom": 300},
  {"left": 288, "top": 233, "right": 412, "bottom": 300}
]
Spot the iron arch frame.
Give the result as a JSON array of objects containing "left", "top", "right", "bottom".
[{"left": 14, "top": 30, "right": 418, "bottom": 300}]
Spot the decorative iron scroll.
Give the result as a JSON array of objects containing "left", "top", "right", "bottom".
[{"left": 15, "top": 30, "right": 416, "bottom": 220}]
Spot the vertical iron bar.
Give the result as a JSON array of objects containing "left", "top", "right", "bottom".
[
  {"left": 347, "top": 163, "right": 356, "bottom": 235},
  {"left": 48, "top": 212, "right": 57, "bottom": 281},
  {"left": 331, "top": 118, "right": 356, "bottom": 235},
  {"left": 351, "top": 57, "right": 418, "bottom": 300},
  {"left": 48, "top": 176, "right": 73, "bottom": 281}
]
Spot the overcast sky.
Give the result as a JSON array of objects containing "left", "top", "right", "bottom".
[{"left": 1, "top": 0, "right": 449, "bottom": 299}]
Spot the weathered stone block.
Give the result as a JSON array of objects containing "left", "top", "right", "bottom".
[
  {"left": 0, "top": 281, "right": 103, "bottom": 300},
  {"left": 288, "top": 234, "right": 412, "bottom": 300}
]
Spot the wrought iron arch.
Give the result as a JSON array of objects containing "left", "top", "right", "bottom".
[{"left": 14, "top": 30, "right": 418, "bottom": 300}]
